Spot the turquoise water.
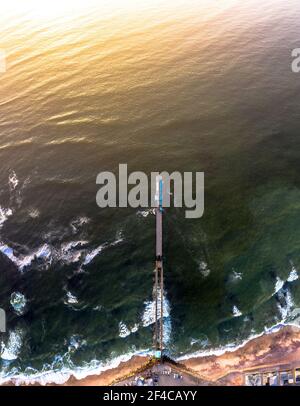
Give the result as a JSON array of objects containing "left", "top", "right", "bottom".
[{"left": 0, "top": 0, "right": 300, "bottom": 383}]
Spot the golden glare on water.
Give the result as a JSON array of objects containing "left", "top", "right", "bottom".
[
  {"left": 0, "top": 0, "right": 101, "bottom": 19},
  {"left": 0, "top": 0, "right": 240, "bottom": 20}
]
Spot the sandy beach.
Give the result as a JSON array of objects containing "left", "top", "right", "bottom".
[
  {"left": 3, "top": 326, "right": 300, "bottom": 386},
  {"left": 62, "top": 356, "right": 150, "bottom": 386},
  {"left": 5, "top": 324, "right": 300, "bottom": 386},
  {"left": 66, "top": 325, "right": 300, "bottom": 386},
  {"left": 181, "top": 325, "right": 300, "bottom": 385}
]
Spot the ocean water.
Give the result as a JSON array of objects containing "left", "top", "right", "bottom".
[{"left": 1, "top": 0, "right": 300, "bottom": 383}]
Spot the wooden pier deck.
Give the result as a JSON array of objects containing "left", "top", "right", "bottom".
[{"left": 154, "top": 177, "right": 164, "bottom": 356}]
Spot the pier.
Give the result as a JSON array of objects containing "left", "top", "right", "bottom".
[{"left": 153, "top": 176, "right": 164, "bottom": 357}]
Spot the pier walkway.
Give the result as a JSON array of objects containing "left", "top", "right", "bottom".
[{"left": 153, "top": 176, "right": 164, "bottom": 357}]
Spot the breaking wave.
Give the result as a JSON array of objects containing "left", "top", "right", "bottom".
[
  {"left": 277, "top": 289, "right": 295, "bottom": 320},
  {"left": 117, "top": 290, "right": 172, "bottom": 343},
  {"left": 118, "top": 322, "right": 139, "bottom": 338},
  {"left": 1, "top": 328, "right": 24, "bottom": 361},
  {"left": 83, "top": 236, "right": 123, "bottom": 266},
  {"left": 64, "top": 291, "right": 79, "bottom": 305},
  {"left": 177, "top": 323, "right": 289, "bottom": 361},
  {"left": 0, "top": 234, "right": 123, "bottom": 272},
  {"left": 10, "top": 292, "right": 27, "bottom": 316},
  {"left": 0, "top": 206, "right": 12, "bottom": 229},
  {"left": 178, "top": 264, "right": 300, "bottom": 361},
  {"left": 0, "top": 243, "right": 52, "bottom": 271},
  {"left": 198, "top": 261, "right": 210, "bottom": 278},
  {"left": 287, "top": 266, "right": 299, "bottom": 282},
  {"left": 274, "top": 277, "right": 285, "bottom": 295},
  {"left": 232, "top": 305, "right": 242, "bottom": 317},
  {"left": 0, "top": 348, "right": 151, "bottom": 385},
  {"left": 142, "top": 291, "right": 172, "bottom": 344},
  {"left": 137, "top": 209, "right": 155, "bottom": 218},
  {"left": 8, "top": 170, "right": 19, "bottom": 191}
]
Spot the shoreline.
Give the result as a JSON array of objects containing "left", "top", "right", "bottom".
[
  {"left": 3, "top": 323, "right": 300, "bottom": 386},
  {"left": 181, "top": 324, "right": 300, "bottom": 385},
  {"left": 0, "top": 351, "right": 150, "bottom": 386}
]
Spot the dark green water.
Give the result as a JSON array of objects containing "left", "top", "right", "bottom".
[{"left": 0, "top": 0, "right": 300, "bottom": 383}]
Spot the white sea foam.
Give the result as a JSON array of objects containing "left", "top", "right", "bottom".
[
  {"left": 28, "top": 208, "right": 40, "bottom": 219},
  {"left": 0, "top": 207, "right": 12, "bottom": 229},
  {"left": 118, "top": 322, "right": 139, "bottom": 338},
  {"left": 10, "top": 292, "right": 27, "bottom": 315},
  {"left": 232, "top": 270, "right": 243, "bottom": 281},
  {"left": 0, "top": 242, "right": 52, "bottom": 271},
  {"left": 83, "top": 244, "right": 106, "bottom": 265},
  {"left": 62, "top": 241, "right": 88, "bottom": 252},
  {"left": 232, "top": 305, "right": 242, "bottom": 317},
  {"left": 287, "top": 267, "right": 299, "bottom": 282},
  {"left": 142, "top": 293, "right": 170, "bottom": 327},
  {"left": 119, "top": 322, "right": 131, "bottom": 338},
  {"left": 142, "top": 291, "right": 171, "bottom": 344},
  {"left": 274, "top": 277, "right": 285, "bottom": 295},
  {"left": 131, "top": 324, "right": 139, "bottom": 333},
  {"left": 83, "top": 237, "right": 123, "bottom": 265},
  {"left": 272, "top": 267, "right": 299, "bottom": 296},
  {"left": 163, "top": 317, "right": 172, "bottom": 344},
  {"left": 92, "top": 305, "right": 103, "bottom": 311},
  {"left": 190, "top": 335, "right": 210, "bottom": 348},
  {"left": 111, "top": 235, "right": 123, "bottom": 246},
  {"left": 198, "top": 261, "right": 210, "bottom": 278},
  {"left": 17, "top": 244, "right": 52, "bottom": 271},
  {"left": 68, "top": 335, "right": 87, "bottom": 353},
  {"left": 0, "top": 243, "right": 53, "bottom": 271},
  {"left": 277, "top": 288, "right": 295, "bottom": 321},
  {"left": 60, "top": 240, "right": 88, "bottom": 264},
  {"left": 137, "top": 209, "right": 155, "bottom": 218},
  {"left": 0, "top": 235, "right": 122, "bottom": 272},
  {"left": 8, "top": 171, "right": 19, "bottom": 191},
  {"left": 65, "top": 291, "right": 78, "bottom": 305},
  {"left": 119, "top": 291, "right": 171, "bottom": 341},
  {"left": 0, "top": 244, "right": 17, "bottom": 262},
  {"left": 0, "top": 328, "right": 23, "bottom": 361}
]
